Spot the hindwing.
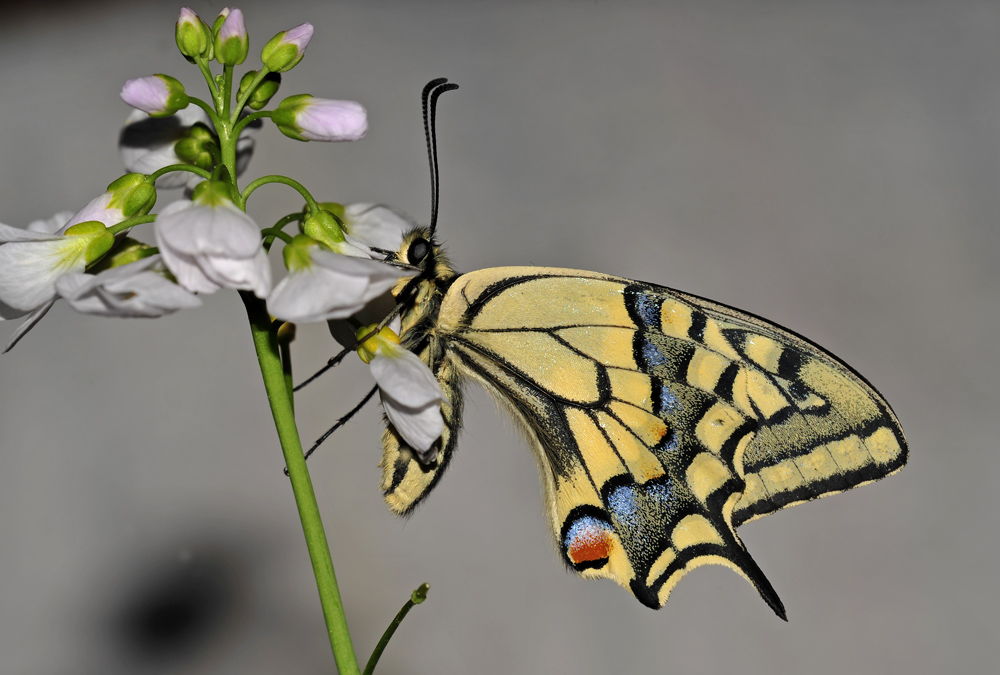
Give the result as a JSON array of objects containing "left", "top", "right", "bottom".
[{"left": 377, "top": 244, "right": 907, "bottom": 615}]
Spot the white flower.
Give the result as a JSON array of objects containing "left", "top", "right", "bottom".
[
  {"left": 340, "top": 203, "right": 414, "bottom": 250},
  {"left": 0, "top": 219, "right": 115, "bottom": 352},
  {"left": 0, "top": 221, "right": 114, "bottom": 315},
  {"left": 359, "top": 324, "right": 444, "bottom": 457},
  {"left": 267, "top": 235, "right": 413, "bottom": 323},
  {"left": 119, "top": 107, "right": 257, "bottom": 190},
  {"left": 154, "top": 183, "right": 271, "bottom": 298},
  {"left": 55, "top": 254, "right": 201, "bottom": 317},
  {"left": 272, "top": 95, "right": 367, "bottom": 142}
]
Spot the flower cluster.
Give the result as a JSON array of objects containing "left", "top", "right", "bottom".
[{"left": 0, "top": 7, "right": 443, "bottom": 449}]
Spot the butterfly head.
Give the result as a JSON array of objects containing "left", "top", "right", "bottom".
[{"left": 385, "top": 227, "right": 457, "bottom": 337}]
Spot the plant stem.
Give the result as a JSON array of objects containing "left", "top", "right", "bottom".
[{"left": 241, "top": 291, "right": 360, "bottom": 675}]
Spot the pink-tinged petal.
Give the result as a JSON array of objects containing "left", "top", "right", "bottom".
[
  {"left": 284, "top": 22, "right": 314, "bottom": 48},
  {"left": 382, "top": 395, "right": 443, "bottom": 455},
  {"left": 64, "top": 192, "right": 125, "bottom": 230},
  {"left": 370, "top": 343, "right": 443, "bottom": 408},
  {"left": 218, "top": 8, "right": 246, "bottom": 41},
  {"left": 2, "top": 300, "right": 55, "bottom": 352},
  {"left": 120, "top": 76, "right": 172, "bottom": 114},
  {"left": 296, "top": 99, "right": 368, "bottom": 142}
]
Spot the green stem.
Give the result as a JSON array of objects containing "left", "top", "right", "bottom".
[
  {"left": 107, "top": 215, "right": 156, "bottom": 237},
  {"left": 149, "top": 163, "right": 212, "bottom": 184},
  {"left": 363, "top": 584, "right": 431, "bottom": 675},
  {"left": 187, "top": 96, "right": 222, "bottom": 128},
  {"left": 233, "top": 109, "right": 272, "bottom": 138},
  {"left": 196, "top": 58, "right": 219, "bottom": 102},
  {"left": 241, "top": 292, "right": 360, "bottom": 675},
  {"left": 241, "top": 175, "right": 319, "bottom": 213},
  {"left": 231, "top": 67, "right": 271, "bottom": 125}
]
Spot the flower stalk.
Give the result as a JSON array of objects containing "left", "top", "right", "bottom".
[{"left": 242, "top": 291, "right": 360, "bottom": 675}]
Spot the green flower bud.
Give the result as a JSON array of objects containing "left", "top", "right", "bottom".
[
  {"left": 238, "top": 70, "right": 281, "bottom": 110},
  {"left": 107, "top": 173, "right": 156, "bottom": 217},
  {"left": 191, "top": 179, "right": 236, "bottom": 207},
  {"left": 64, "top": 221, "right": 116, "bottom": 265},
  {"left": 175, "top": 8, "right": 213, "bottom": 62},
  {"left": 213, "top": 8, "right": 249, "bottom": 66},
  {"left": 282, "top": 234, "right": 318, "bottom": 271},
  {"left": 261, "top": 23, "right": 314, "bottom": 73},
  {"left": 88, "top": 237, "right": 158, "bottom": 273},
  {"left": 174, "top": 123, "right": 218, "bottom": 171},
  {"left": 302, "top": 209, "right": 345, "bottom": 249},
  {"left": 316, "top": 201, "right": 346, "bottom": 221}
]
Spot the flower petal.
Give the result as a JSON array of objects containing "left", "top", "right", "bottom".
[
  {"left": 0, "top": 223, "right": 63, "bottom": 242},
  {"left": 268, "top": 265, "right": 369, "bottom": 322},
  {"left": 343, "top": 204, "right": 414, "bottom": 250},
  {"left": 382, "top": 395, "right": 444, "bottom": 455},
  {"left": 370, "top": 343, "right": 443, "bottom": 408},
  {"left": 0, "top": 237, "right": 87, "bottom": 311},
  {"left": 156, "top": 199, "right": 262, "bottom": 257},
  {"left": 3, "top": 299, "right": 55, "bottom": 352},
  {"left": 56, "top": 255, "right": 201, "bottom": 317}
]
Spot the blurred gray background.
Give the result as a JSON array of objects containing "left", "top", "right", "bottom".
[{"left": 1, "top": 1, "right": 996, "bottom": 673}]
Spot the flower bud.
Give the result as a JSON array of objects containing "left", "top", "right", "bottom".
[
  {"left": 282, "top": 234, "right": 317, "bottom": 271},
  {"left": 214, "top": 7, "right": 249, "bottom": 65},
  {"left": 106, "top": 173, "right": 157, "bottom": 217},
  {"left": 261, "top": 22, "right": 314, "bottom": 73},
  {"left": 271, "top": 95, "right": 368, "bottom": 142},
  {"left": 63, "top": 221, "right": 115, "bottom": 264},
  {"left": 302, "top": 209, "right": 345, "bottom": 249},
  {"left": 92, "top": 237, "right": 158, "bottom": 271},
  {"left": 238, "top": 70, "right": 281, "bottom": 110},
  {"left": 175, "top": 7, "right": 213, "bottom": 61},
  {"left": 120, "top": 74, "right": 190, "bottom": 117},
  {"left": 173, "top": 123, "right": 219, "bottom": 171}
]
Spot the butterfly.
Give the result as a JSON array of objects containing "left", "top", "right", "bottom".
[{"left": 368, "top": 79, "right": 907, "bottom": 619}]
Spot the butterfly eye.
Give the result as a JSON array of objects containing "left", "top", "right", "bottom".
[{"left": 408, "top": 238, "right": 430, "bottom": 265}]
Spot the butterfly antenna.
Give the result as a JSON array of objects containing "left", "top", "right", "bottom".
[
  {"left": 283, "top": 385, "right": 380, "bottom": 474},
  {"left": 423, "top": 78, "right": 459, "bottom": 239}
]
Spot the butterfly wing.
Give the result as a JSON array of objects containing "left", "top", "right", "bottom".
[
  {"left": 379, "top": 338, "right": 464, "bottom": 516},
  {"left": 397, "top": 266, "right": 906, "bottom": 614}
]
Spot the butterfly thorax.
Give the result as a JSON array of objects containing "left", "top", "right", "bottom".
[{"left": 389, "top": 227, "right": 458, "bottom": 360}]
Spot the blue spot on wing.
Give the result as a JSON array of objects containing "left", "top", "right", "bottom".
[
  {"left": 643, "top": 339, "right": 669, "bottom": 367},
  {"left": 633, "top": 292, "right": 662, "bottom": 328},
  {"left": 607, "top": 484, "right": 641, "bottom": 528},
  {"left": 607, "top": 480, "right": 675, "bottom": 530},
  {"left": 658, "top": 384, "right": 682, "bottom": 415}
]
